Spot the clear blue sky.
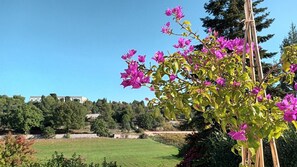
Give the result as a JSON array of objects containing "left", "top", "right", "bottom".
[{"left": 0, "top": 1, "right": 296, "bottom": 102}]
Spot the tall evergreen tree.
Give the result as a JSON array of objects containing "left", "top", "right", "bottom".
[
  {"left": 201, "top": 0, "right": 275, "bottom": 58},
  {"left": 274, "top": 23, "right": 297, "bottom": 97},
  {"left": 280, "top": 23, "right": 297, "bottom": 53}
]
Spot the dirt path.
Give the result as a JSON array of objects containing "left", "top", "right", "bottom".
[{"left": 144, "top": 131, "right": 196, "bottom": 136}]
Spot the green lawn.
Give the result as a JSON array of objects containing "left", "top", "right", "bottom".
[{"left": 33, "top": 138, "right": 181, "bottom": 167}]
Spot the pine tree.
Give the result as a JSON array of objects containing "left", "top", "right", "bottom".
[
  {"left": 273, "top": 23, "right": 297, "bottom": 97},
  {"left": 201, "top": 0, "right": 276, "bottom": 58},
  {"left": 280, "top": 23, "right": 297, "bottom": 53}
]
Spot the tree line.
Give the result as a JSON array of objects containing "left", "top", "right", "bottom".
[{"left": 0, "top": 94, "right": 165, "bottom": 136}]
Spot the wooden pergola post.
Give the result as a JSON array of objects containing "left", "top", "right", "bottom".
[{"left": 242, "top": 0, "right": 280, "bottom": 166}]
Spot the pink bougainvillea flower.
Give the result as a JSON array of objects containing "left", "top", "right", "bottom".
[
  {"left": 188, "top": 45, "right": 194, "bottom": 52},
  {"left": 165, "top": 6, "right": 184, "bottom": 21},
  {"left": 213, "top": 31, "right": 219, "bottom": 37},
  {"left": 120, "top": 59, "right": 150, "bottom": 89},
  {"left": 152, "top": 51, "right": 165, "bottom": 63},
  {"left": 172, "top": 6, "right": 184, "bottom": 20},
  {"left": 257, "top": 95, "right": 263, "bottom": 102},
  {"left": 215, "top": 37, "right": 252, "bottom": 55},
  {"left": 141, "top": 76, "right": 150, "bottom": 83},
  {"left": 294, "top": 82, "right": 297, "bottom": 90},
  {"left": 121, "top": 54, "right": 128, "bottom": 60},
  {"left": 217, "top": 37, "right": 225, "bottom": 45},
  {"left": 208, "top": 28, "right": 212, "bottom": 33},
  {"left": 266, "top": 94, "right": 272, "bottom": 100},
  {"left": 251, "top": 87, "right": 261, "bottom": 95},
  {"left": 201, "top": 47, "right": 208, "bottom": 53},
  {"left": 121, "top": 49, "right": 137, "bottom": 60},
  {"left": 149, "top": 86, "right": 155, "bottom": 91},
  {"left": 138, "top": 55, "right": 146, "bottom": 63},
  {"left": 169, "top": 74, "right": 177, "bottom": 81},
  {"left": 228, "top": 123, "right": 248, "bottom": 141},
  {"left": 204, "top": 81, "right": 211, "bottom": 86},
  {"left": 161, "top": 22, "right": 172, "bottom": 34},
  {"left": 276, "top": 99, "right": 290, "bottom": 111},
  {"left": 185, "top": 39, "right": 191, "bottom": 46},
  {"left": 284, "top": 111, "right": 297, "bottom": 122},
  {"left": 276, "top": 94, "right": 297, "bottom": 122},
  {"left": 120, "top": 72, "right": 129, "bottom": 79},
  {"left": 120, "top": 80, "right": 130, "bottom": 88},
  {"left": 214, "top": 50, "right": 225, "bottom": 59},
  {"left": 228, "top": 131, "right": 247, "bottom": 141},
  {"left": 240, "top": 123, "right": 248, "bottom": 130},
  {"left": 130, "top": 80, "right": 141, "bottom": 89},
  {"left": 233, "top": 81, "right": 241, "bottom": 87},
  {"left": 165, "top": 8, "right": 172, "bottom": 16},
  {"left": 174, "top": 38, "right": 186, "bottom": 48},
  {"left": 216, "top": 77, "right": 225, "bottom": 86},
  {"left": 290, "top": 64, "right": 297, "bottom": 73},
  {"left": 165, "top": 22, "right": 170, "bottom": 27},
  {"left": 145, "top": 97, "right": 149, "bottom": 101}
]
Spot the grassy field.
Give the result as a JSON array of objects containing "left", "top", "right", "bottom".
[{"left": 33, "top": 138, "right": 181, "bottom": 167}]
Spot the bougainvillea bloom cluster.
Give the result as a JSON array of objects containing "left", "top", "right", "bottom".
[
  {"left": 290, "top": 64, "right": 297, "bottom": 73},
  {"left": 202, "top": 37, "right": 255, "bottom": 60},
  {"left": 228, "top": 124, "right": 248, "bottom": 141},
  {"left": 216, "top": 77, "right": 226, "bottom": 86},
  {"left": 161, "top": 22, "right": 171, "bottom": 34},
  {"left": 152, "top": 51, "right": 165, "bottom": 64},
  {"left": 165, "top": 6, "right": 184, "bottom": 20},
  {"left": 121, "top": 50, "right": 150, "bottom": 89},
  {"left": 276, "top": 94, "right": 297, "bottom": 122},
  {"left": 121, "top": 49, "right": 137, "bottom": 60},
  {"left": 251, "top": 87, "right": 261, "bottom": 95},
  {"left": 172, "top": 38, "right": 195, "bottom": 57}
]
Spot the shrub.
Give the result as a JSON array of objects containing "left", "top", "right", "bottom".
[
  {"left": 91, "top": 118, "right": 110, "bottom": 137},
  {"left": 0, "top": 132, "right": 35, "bottom": 166},
  {"left": 151, "top": 134, "right": 186, "bottom": 148},
  {"left": 136, "top": 113, "right": 154, "bottom": 130},
  {"left": 29, "top": 152, "right": 119, "bottom": 167},
  {"left": 139, "top": 133, "right": 148, "bottom": 139},
  {"left": 134, "top": 128, "right": 144, "bottom": 133},
  {"left": 177, "top": 125, "right": 297, "bottom": 167},
  {"left": 42, "top": 126, "right": 56, "bottom": 139},
  {"left": 64, "top": 133, "right": 71, "bottom": 139},
  {"left": 101, "top": 157, "right": 118, "bottom": 167},
  {"left": 177, "top": 129, "right": 240, "bottom": 167},
  {"left": 162, "top": 122, "right": 177, "bottom": 131}
]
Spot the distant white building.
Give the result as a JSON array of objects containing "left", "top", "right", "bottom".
[
  {"left": 86, "top": 114, "right": 100, "bottom": 119},
  {"left": 30, "top": 96, "right": 88, "bottom": 103}
]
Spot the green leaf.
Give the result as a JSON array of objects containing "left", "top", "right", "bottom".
[
  {"left": 292, "top": 121, "right": 297, "bottom": 130},
  {"left": 225, "top": 95, "right": 231, "bottom": 105},
  {"left": 248, "top": 148, "right": 256, "bottom": 157},
  {"left": 221, "top": 120, "right": 227, "bottom": 132},
  {"left": 173, "top": 61, "right": 179, "bottom": 73},
  {"left": 267, "top": 76, "right": 280, "bottom": 85},
  {"left": 230, "top": 118, "right": 237, "bottom": 127},
  {"left": 282, "top": 61, "right": 290, "bottom": 72},
  {"left": 183, "top": 20, "right": 191, "bottom": 26},
  {"left": 164, "top": 107, "right": 170, "bottom": 119},
  {"left": 285, "top": 74, "right": 293, "bottom": 84},
  {"left": 176, "top": 98, "right": 184, "bottom": 109},
  {"left": 184, "top": 64, "right": 191, "bottom": 72},
  {"left": 185, "top": 26, "right": 192, "bottom": 32}
]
